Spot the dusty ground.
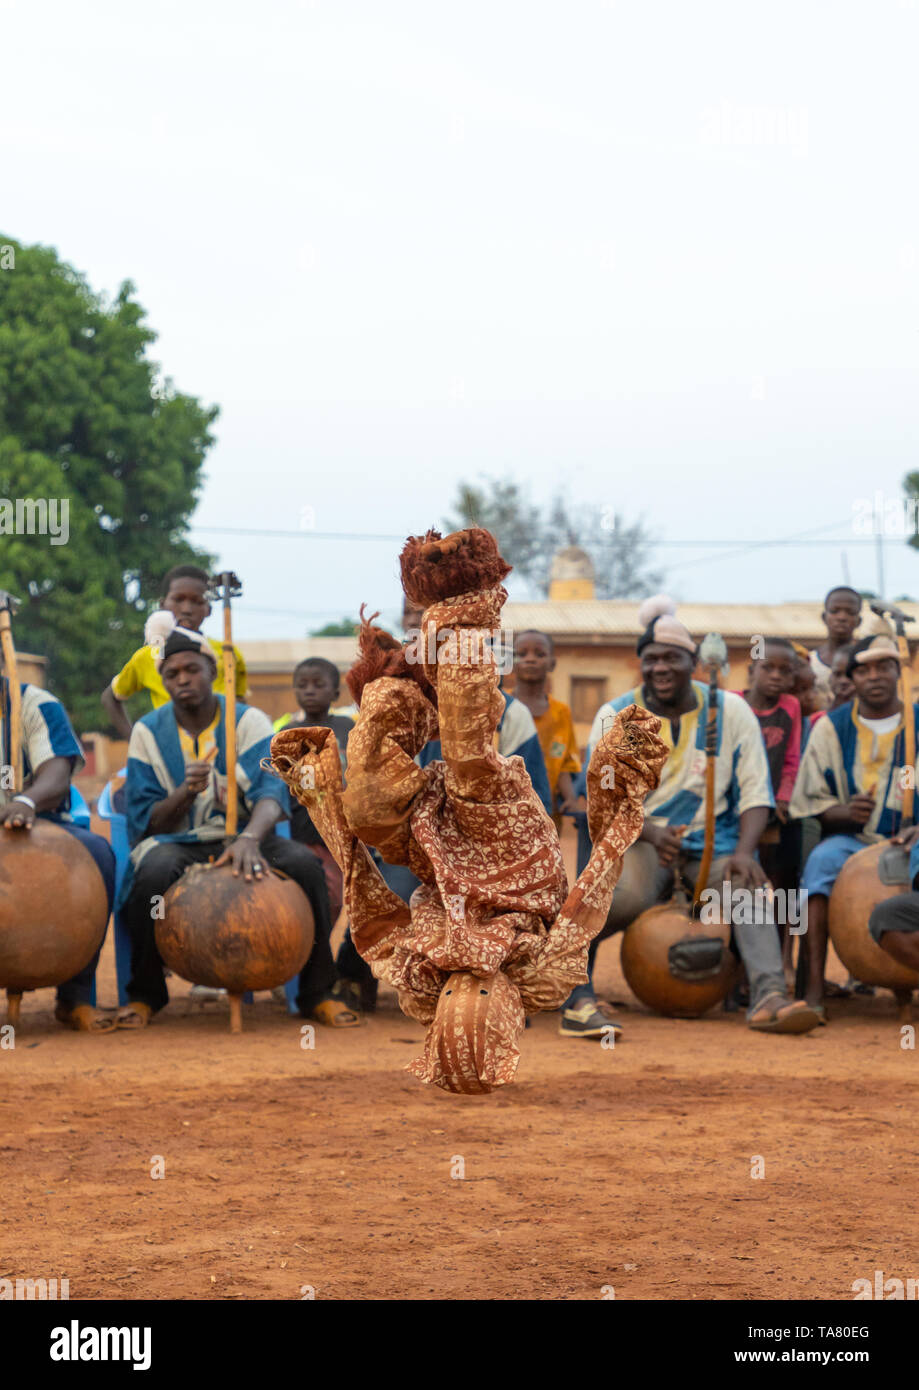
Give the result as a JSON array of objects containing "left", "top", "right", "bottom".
[{"left": 2, "top": 826, "right": 917, "bottom": 1302}]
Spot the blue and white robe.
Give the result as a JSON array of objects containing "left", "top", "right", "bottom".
[
  {"left": 789, "top": 700, "right": 919, "bottom": 842},
  {"left": 0, "top": 680, "right": 84, "bottom": 816},
  {"left": 121, "top": 696, "right": 289, "bottom": 906},
  {"left": 587, "top": 682, "right": 774, "bottom": 859}
]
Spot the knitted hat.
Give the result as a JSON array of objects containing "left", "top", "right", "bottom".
[{"left": 635, "top": 595, "right": 697, "bottom": 657}]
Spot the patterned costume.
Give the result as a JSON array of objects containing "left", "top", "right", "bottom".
[{"left": 266, "top": 530, "right": 666, "bottom": 1093}]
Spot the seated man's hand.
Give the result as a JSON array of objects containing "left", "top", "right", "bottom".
[
  {"left": 648, "top": 822, "right": 687, "bottom": 867},
  {"left": 181, "top": 759, "right": 213, "bottom": 800},
  {"left": 0, "top": 798, "right": 36, "bottom": 831},
  {"left": 845, "top": 791, "right": 876, "bottom": 826},
  {"left": 213, "top": 834, "right": 266, "bottom": 883},
  {"left": 892, "top": 823, "right": 919, "bottom": 849},
  {"left": 723, "top": 851, "right": 769, "bottom": 890}
]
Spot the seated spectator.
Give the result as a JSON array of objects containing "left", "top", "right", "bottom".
[
  {"left": 0, "top": 675, "right": 115, "bottom": 1031},
  {"left": 116, "top": 625, "right": 359, "bottom": 1029}
]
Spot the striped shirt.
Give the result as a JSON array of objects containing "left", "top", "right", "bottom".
[
  {"left": 0, "top": 681, "right": 84, "bottom": 814},
  {"left": 789, "top": 699, "right": 919, "bottom": 842},
  {"left": 123, "top": 696, "right": 289, "bottom": 895},
  {"left": 587, "top": 683, "right": 773, "bottom": 857}
]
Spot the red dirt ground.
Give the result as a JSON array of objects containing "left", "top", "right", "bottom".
[{"left": 2, "top": 827, "right": 916, "bottom": 1302}]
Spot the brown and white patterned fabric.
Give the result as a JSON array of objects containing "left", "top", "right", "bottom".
[{"left": 265, "top": 535, "right": 666, "bottom": 1095}]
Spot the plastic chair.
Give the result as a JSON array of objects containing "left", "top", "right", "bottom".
[{"left": 68, "top": 784, "right": 92, "bottom": 829}]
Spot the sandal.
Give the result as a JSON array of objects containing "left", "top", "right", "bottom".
[
  {"left": 55, "top": 1003, "right": 118, "bottom": 1034},
  {"left": 335, "top": 977, "right": 378, "bottom": 1014},
  {"left": 748, "top": 993, "right": 821, "bottom": 1034},
  {"left": 308, "top": 997, "right": 362, "bottom": 1028},
  {"left": 115, "top": 1002, "right": 153, "bottom": 1030}
]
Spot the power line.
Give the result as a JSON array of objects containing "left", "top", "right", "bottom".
[{"left": 190, "top": 519, "right": 876, "bottom": 548}]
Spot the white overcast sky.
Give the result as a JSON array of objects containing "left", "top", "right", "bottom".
[{"left": 3, "top": 0, "right": 918, "bottom": 639}]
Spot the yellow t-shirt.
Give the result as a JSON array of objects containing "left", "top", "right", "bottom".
[
  {"left": 111, "top": 640, "right": 248, "bottom": 708},
  {"left": 533, "top": 696, "right": 581, "bottom": 798}
]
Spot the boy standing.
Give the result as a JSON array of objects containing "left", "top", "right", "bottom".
[
  {"left": 512, "top": 630, "right": 580, "bottom": 823},
  {"left": 102, "top": 565, "right": 248, "bottom": 738},
  {"left": 275, "top": 658, "right": 354, "bottom": 922},
  {"left": 809, "top": 587, "right": 862, "bottom": 702}
]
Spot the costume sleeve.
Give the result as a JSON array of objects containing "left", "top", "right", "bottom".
[
  {"left": 789, "top": 715, "right": 843, "bottom": 821},
  {"left": 125, "top": 722, "right": 170, "bottom": 847},
  {"left": 110, "top": 648, "right": 143, "bottom": 701},
  {"left": 730, "top": 694, "right": 775, "bottom": 815},
  {"left": 776, "top": 694, "right": 802, "bottom": 803}
]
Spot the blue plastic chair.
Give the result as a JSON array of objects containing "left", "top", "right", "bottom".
[{"left": 68, "top": 785, "right": 92, "bottom": 829}]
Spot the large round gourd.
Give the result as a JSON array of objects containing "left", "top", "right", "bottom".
[
  {"left": 155, "top": 862, "right": 315, "bottom": 995},
  {"left": 0, "top": 820, "right": 108, "bottom": 992},
  {"left": 620, "top": 902, "right": 735, "bottom": 1018},
  {"left": 828, "top": 841, "right": 919, "bottom": 992}
]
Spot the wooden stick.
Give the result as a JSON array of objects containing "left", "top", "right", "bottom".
[
  {"left": 228, "top": 992, "right": 243, "bottom": 1034},
  {"left": 6, "top": 992, "right": 21, "bottom": 1028},
  {"left": 693, "top": 652, "right": 722, "bottom": 908},
  {"left": 897, "top": 627, "right": 915, "bottom": 826},
  {"left": 0, "top": 609, "right": 23, "bottom": 794},
  {"left": 221, "top": 585, "right": 238, "bottom": 837}
]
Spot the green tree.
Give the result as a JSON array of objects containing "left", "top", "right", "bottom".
[
  {"left": 311, "top": 618, "right": 359, "bottom": 636},
  {"left": 0, "top": 237, "right": 217, "bottom": 730},
  {"left": 445, "top": 474, "right": 662, "bottom": 598}
]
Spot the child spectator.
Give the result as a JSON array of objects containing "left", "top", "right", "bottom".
[
  {"left": 102, "top": 565, "right": 247, "bottom": 738},
  {"left": 809, "top": 587, "right": 862, "bottom": 702},
  {"left": 512, "top": 630, "right": 580, "bottom": 826},
  {"left": 736, "top": 638, "right": 802, "bottom": 922},
  {"left": 275, "top": 658, "right": 354, "bottom": 919},
  {"left": 829, "top": 646, "right": 856, "bottom": 707},
  {"left": 276, "top": 658, "right": 373, "bottom": 1011}
]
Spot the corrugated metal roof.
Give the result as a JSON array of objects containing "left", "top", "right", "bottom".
[
  {"left": 239, "top": 637, "right": 358, "bottom": 672},
  {"left": 239, "top": 602, "right": 917, "bottom": 669},
  {"left": 502, "top": 600, "right": 919, "bottom": 641}
]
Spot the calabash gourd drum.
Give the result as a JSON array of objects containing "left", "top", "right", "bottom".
[
  {"left": 621, "top": 901, "right": 736, "bottom": 1018},
  {"left": 828, "top": 841, "right": 918, "bottom": 1004},
  {"left": 0, "top": 820, "right": 109, "bottom": 1023},
  {"left": 155, "top": 862, "right": 315, "bottom": 1031}
]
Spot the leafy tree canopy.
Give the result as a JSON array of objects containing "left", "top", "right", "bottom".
[
  {"left": 444, "top": 473, "right": 663, "bottom": 599},
  {"left": 311, "top": 618, "right": 360, "bottom": 636},
  {"left": 0, "top": 237, "right": 217, "bottom": 730}
]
